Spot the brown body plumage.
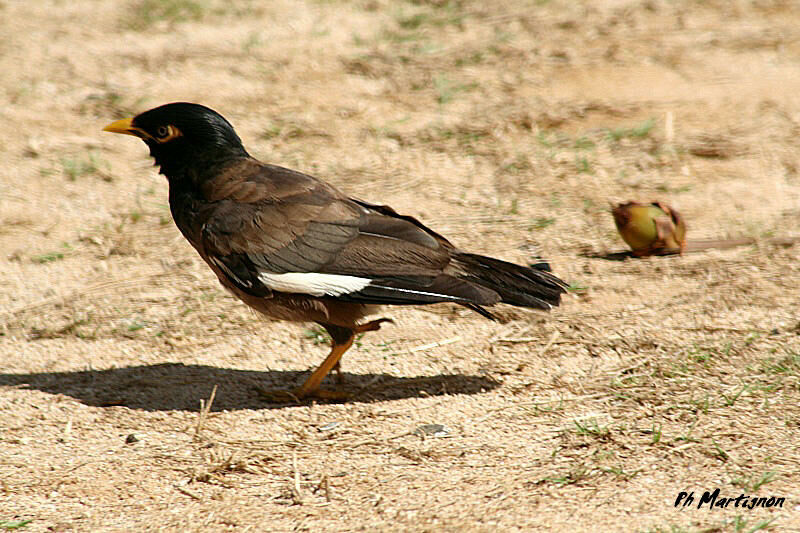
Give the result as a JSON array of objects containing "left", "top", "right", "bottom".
[{"left": 105, "top": 103, "right": 567, "bottom": 400}]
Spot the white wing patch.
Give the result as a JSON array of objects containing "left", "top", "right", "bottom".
[{"left": 257, "top": 271, "right": 371, "bottom": 297}]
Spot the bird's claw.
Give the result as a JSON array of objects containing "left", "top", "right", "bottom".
[
  {"left": 308, "top": 388, "right": 351, "bottom": 401},
  {"left": 354, "top": 318, "right": 394, "bottom": 334},
  {"left": 256, "top": 386, "right": 351, "bottom": 403},
  {"left": 255, "top": 387, "right": 301, "bottom": 404}
]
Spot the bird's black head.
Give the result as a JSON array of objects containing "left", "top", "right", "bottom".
[{"left": 104, "top": 102, "right": 248, "bottom": 181}]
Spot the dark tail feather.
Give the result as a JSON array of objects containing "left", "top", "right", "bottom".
[
  {"left": 464, "top": 302, "right": 498, "bottom": 320},
  {"left": 337, "top": 274, "right": 500, "bottom": 310},
  {"left": 453, "top": 252, "right": 568, "bottom": 310},
  {"left": 529, "top": 259, "right": 552, "bottom": 272}
]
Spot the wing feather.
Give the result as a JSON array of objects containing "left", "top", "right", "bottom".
[{"left": 198, "top": 161, "right": 499, "bottom": 307}]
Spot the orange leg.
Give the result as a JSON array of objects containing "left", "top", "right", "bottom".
[
  {"left": 258, "top": 332, "right": 353, "bottom": 403},
  {"left": 354, "top": 318, "right": 394, "bottom": 334},
  {"left": 259, "top": 319, "right": 393, "bottom": 402},
  {"left": 332, "top": 361, "right": 344, "bottom": 384},
  {"left": 294, "top": 332, "right": 355, "bottom": 399},
  {"left": 328, "top": 319, "right": 393, "bottom": 385},
  {"left": 296, "top": 319, "right": 394, "bottom": 399}
]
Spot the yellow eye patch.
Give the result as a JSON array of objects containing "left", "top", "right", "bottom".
[{"left": 154, "top": 124, "right": 182, "bottom": 143}]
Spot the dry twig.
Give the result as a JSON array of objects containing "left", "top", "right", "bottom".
[
  {"left": 194, "top": 385, "right": 218, "bottom": 440},
  {"left": 291, "top": 450, "right": 304, "bottom": 505}
]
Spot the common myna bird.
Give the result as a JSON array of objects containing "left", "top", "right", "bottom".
[{"left": 104, "top": 103, "right": 567, "bottom": 400}]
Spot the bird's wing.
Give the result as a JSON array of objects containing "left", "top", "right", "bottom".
[{"left": 199, "top": 162, "right": 499, "bottom": 309}]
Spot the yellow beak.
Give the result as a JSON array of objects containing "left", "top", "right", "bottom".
[{"left": 103, "top": 117, "right": 145, "bottom": 137}]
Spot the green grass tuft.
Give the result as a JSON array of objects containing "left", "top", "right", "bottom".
[
  {"left": 0, "top": 519, "right": 33, "bottom": 530},
  {"left": 126, "top": 0, "right": 207, "bottom": 30},
  {"left": 607, "top": 118, "right": 656, "bottom": 142},
  {"left": 61, "top": 151, "right": 108, "bottom": 181}
]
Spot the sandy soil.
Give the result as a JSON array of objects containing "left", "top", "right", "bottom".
[{"left": 1, "top": 0, "right": 799, "bottom": 531}]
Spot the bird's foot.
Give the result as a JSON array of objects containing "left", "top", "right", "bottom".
[
  {"left": 332, "top": 362, "right": 345, "bottom": 384},
  {"left": 354, "top": 318, "right": 394, "bottom": 334},
  {"left": 255, "top": 387, "right": 301, "bottom": 404},
  {"left": 256, "top": 386, "right": 350, "bottom": 404},
  {"left": 307, "top": 388, "right": 351, "bottom": 401}
]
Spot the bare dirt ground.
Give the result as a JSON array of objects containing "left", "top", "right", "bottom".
[{"left": 1, "top": 0, "right": 799, "bottom": 531}]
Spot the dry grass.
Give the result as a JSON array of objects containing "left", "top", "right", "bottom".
[{"left": 1, "top": 0, "right": 800, "bottom": 531}]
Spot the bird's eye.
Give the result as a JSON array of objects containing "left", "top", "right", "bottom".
[{"left": 153, "top": 125, "right": 182, "bottom": 143}]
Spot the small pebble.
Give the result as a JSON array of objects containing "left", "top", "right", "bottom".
[{"left": 413, "top": 424, "right": 451, "bottom": 438}]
